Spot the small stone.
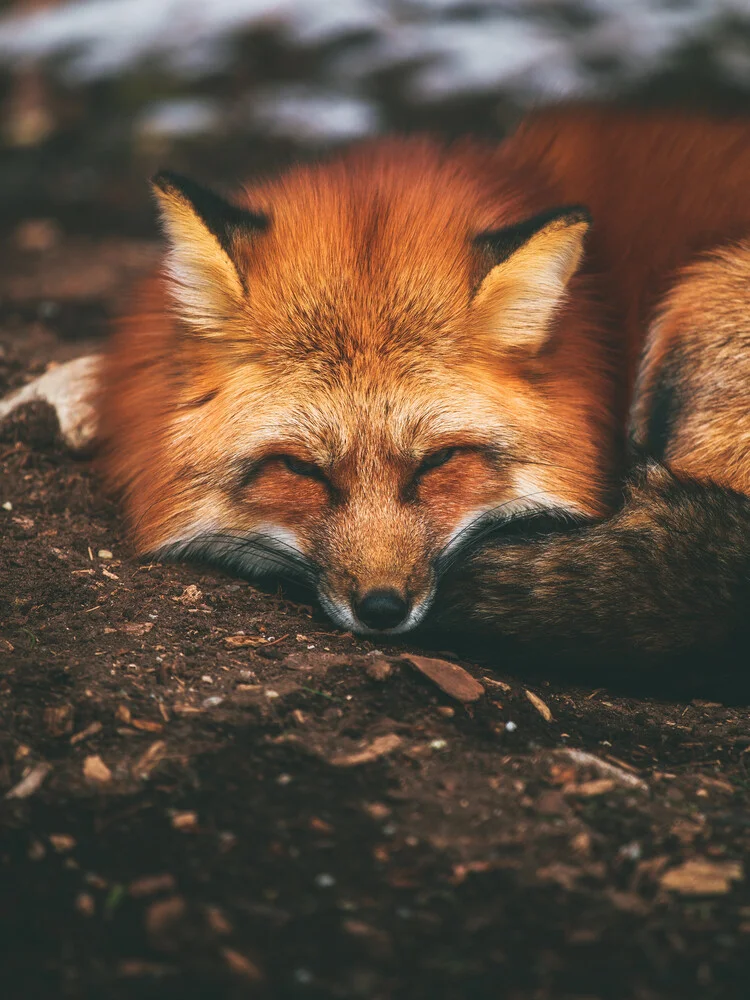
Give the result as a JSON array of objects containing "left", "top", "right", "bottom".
[
  {"left": 505, "top": 721, "right": 517, "bottom": 733},
  {"left": 97, "top": 549, "right": 113, "bottom": 560},
  {"left": 201, "top": 696, "right": 224, "bottom": 708},
  {"left": 2, "top": 501, "right": 13, "bottom": 511}
]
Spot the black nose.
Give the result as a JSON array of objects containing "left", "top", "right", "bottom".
[{"left": 355, "top": 589, "right": 409, "bottom": 631}]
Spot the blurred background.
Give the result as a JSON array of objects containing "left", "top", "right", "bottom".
[{"left": 0, "top": 0, "right": 748, "bottom": 365}]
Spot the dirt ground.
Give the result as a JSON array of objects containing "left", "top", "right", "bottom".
[{"left": 2, "top": 168, "right": 750, "bottom": 1000}]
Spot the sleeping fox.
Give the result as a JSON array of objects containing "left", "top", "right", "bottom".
[{"left": 99, "top": 106, "right": 750, "bottom": 655}]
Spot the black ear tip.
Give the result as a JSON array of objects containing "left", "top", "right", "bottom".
[
  {"left": 151, "top": 169, "right": 192, "bottom": 195},
  {"left": 564, "top": 204, "right": 592, "bottom": 226}
]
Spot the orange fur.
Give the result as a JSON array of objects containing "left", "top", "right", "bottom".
[{"left": 98, "top": 107, "right": 750, "bottom": 633}]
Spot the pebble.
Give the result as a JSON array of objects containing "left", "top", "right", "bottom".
[{"left": 505, "top": 721, "right": 518, "bottom": 733}]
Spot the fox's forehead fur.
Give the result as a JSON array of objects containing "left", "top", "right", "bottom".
[{"left": 200, "top": 138, "right": 539, "bottom": 365}]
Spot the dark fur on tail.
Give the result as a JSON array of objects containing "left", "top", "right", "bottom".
[{"left": 435, "top": 461, "right": 750, "bottom": 657}]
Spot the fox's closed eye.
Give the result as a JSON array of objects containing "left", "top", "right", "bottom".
[
  {"left": 281, "top": 455, "right": 324, "bottom": 479},
  {"left": 417, "top": 447, "right": 458, "bottom": 475}
]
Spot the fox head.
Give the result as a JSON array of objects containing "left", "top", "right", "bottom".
[{"left": 105, "top": 140, "right": 615, "bottom": 634}]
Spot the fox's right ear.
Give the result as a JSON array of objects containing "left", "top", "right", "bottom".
[
  {"left": 151, "top": 171, "right": 268, "bottom": 336},
  {"left": 471, "top": 206, "right": 590, "bottom": 354}
]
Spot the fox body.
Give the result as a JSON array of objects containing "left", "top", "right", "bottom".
[{"left": 100, "top": 107, "right": 750, "bottom": 651}]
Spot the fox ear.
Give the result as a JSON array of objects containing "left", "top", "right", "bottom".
[
  {"left": 471, "top": 206, "right": 590, "bottom": 353},
  {"left": 151, "top": 171, "right": 268, "bottom": 336}
]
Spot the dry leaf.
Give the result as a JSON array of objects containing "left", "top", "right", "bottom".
[
  {"left": 660, "top": 858, "right": 744, "bottom": 896},
  {"left": 525, "top": 689, "right": 553, "bottom": 721},
  {"left": 331, "top": 733, "right": 402, "bottom": 767},
  {"left": 83, "top": 755, "right": 112, "bottom": 783},
  {"left": 404, "top": 655, "right": 484, "bottom": 703}
]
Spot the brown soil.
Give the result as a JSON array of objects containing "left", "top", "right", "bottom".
[{"left": 1, "top": 211, "right": 750, "bottom": 1000}]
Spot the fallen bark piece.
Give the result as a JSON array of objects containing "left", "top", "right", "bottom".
[
  {"left": 6, "top": 762, "right": 52, "bottom": 799},
  {"left": 557, "top": 748, "right": 648, "bottom": 791},
  {"left": 404, "top": 655, "right": 484, "bottom": 703},
  {"left": 660, "top": 858, "right": 744, "bottom": 896},
  {"left": 331, "top": 733, "right": 402, "bottom": 767},
  {"left": 0, "top": 354, "right": 101, "bottom": 451},
  {"left": 83, "top": 754, "right": 112, "bottom": 783},
  {"left": 525, "top": 689, "right": 553, "bottom": 721}
]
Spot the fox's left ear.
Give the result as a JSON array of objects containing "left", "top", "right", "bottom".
[
  {"left": 151, "top": 171, "right": 268, "bottom": 336},
  {"left": 471, "top": 206, "right": 590, "bottom": 354}
]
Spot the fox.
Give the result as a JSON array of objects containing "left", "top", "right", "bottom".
[{"left": 98, "top": 106, "right": 750, "bottom": 658}]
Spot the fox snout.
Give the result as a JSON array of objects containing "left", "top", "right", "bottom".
[{"left": 314, "top": 499, "right": 437, "bottom": 635}]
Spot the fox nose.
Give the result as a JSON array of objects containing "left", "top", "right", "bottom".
[{"left": 355, "top": 589, "right": 409, "bottom": 631}]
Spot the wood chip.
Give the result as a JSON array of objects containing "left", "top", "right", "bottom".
[
  {"left": 70, "top": 721, "right": 103, "bottom": 745},
  {"left": 403, "top": 655, "right": 484, "bottom": 703},
  {"left": 6, "top": 762, "right": 52, "bottom": 799},
  {"left": 660, "top": 858, "right": 744, "bottom": 896},
  {"left": 525, "top": 689, "right": 553, "bottom": 721},
  {"left": 131, "top": 718, "right": 164, "bottom": 733},
  {"left": 132, "top": 740, "right": 168, "bottom": 779},
  {"left": 331, "top": 733, "right": 402, "bottom": 767},
  {"left": 83, "top": 754, "right": 112, "bottom": 783},
  {"left": 222, "top": 947, "right": 263, "bottom": 981},
  {"left": 171, "top": 810, "right": 198, "bottom": 831},
  {"left": 563, "top": 778, "right": 616, "bottom": 797}
]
